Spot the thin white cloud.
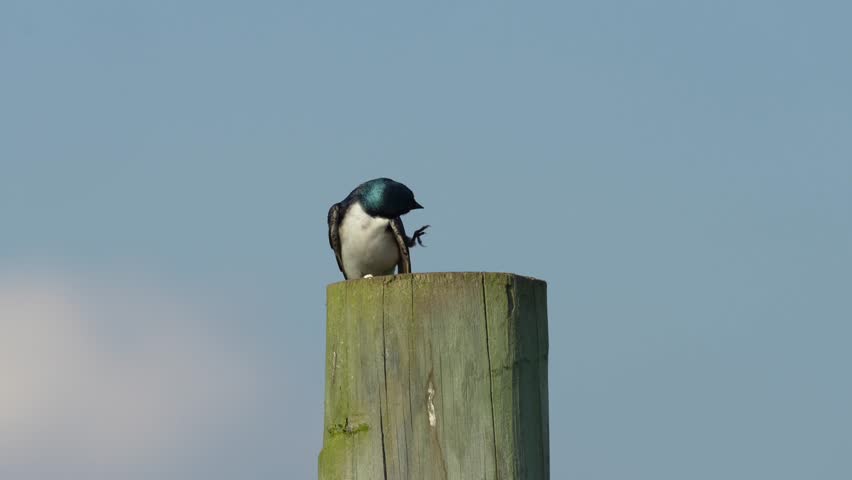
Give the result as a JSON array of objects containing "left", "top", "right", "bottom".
[{"left": 0, "top": 270, "right": 260, "bottom": 476}]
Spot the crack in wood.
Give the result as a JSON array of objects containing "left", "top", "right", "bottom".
[
  {"left": 482, "top": 272, "right": 501, "bottom": 479},
  {"left": 380, "top": 283, "right": 389, "bottom": 480}
]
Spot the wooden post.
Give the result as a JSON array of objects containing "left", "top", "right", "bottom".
[{"left": 318, "top": 272, "right": 549, "bottom": 479}]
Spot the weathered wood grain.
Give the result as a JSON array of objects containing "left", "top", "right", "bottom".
[{"left": 319, "top": 272, "right": 549, "bottom": 480}]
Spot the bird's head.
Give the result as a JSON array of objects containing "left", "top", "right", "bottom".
[{"left": 358, "top": 177, "right": 423, "bottom": 218}]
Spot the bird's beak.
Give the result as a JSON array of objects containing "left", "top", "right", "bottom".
[{"left": 412, "top": 201, "right": 424, "bottom": 209}]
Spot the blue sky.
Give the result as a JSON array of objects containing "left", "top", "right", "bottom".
[{"left": 2, "top": 1, "right": 851, "bottom": 478}]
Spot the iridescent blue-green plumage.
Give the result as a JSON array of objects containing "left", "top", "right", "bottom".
[
  {"left": 350, "top": 177, "right": 423, "bottom": 218},
  {"left": 327, "top": 178, "right": 429, "bottom": 279}
]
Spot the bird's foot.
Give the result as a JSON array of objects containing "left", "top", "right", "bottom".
[{"left": 409, "top": 225, "right": 430, "bottom": 247}]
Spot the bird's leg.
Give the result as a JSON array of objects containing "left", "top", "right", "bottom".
[{"left": 408, "top": 225, "right": 430, "bottom": 247}]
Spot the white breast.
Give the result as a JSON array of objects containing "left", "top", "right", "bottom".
[{"left": 338, "top": 202, "right": 400, "bottom": 279}]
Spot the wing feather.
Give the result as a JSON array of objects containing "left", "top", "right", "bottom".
[
  {"left": 327, "top": 203, "right": 346, "bottom": 278},
  {"left": 389, "top": 217, "right": 412, "bottom": 274}
]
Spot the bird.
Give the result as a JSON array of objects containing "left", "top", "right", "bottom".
[{"left": 328, "top": 178, "right": 429, "bottom": 280}]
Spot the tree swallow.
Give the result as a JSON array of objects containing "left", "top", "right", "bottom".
[{"left": 328, "top": 178, "right": 429, "bottom": 280}]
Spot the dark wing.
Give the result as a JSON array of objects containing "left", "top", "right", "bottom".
[
  {"left": 389, "top": 217, "right": 412, "bottom": 274},
  {"left": 389, "top": 219, "right": 429, "bottom": 274},
  {"left": 327, "top": 203, "right": 346, "bottom": 278}
]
